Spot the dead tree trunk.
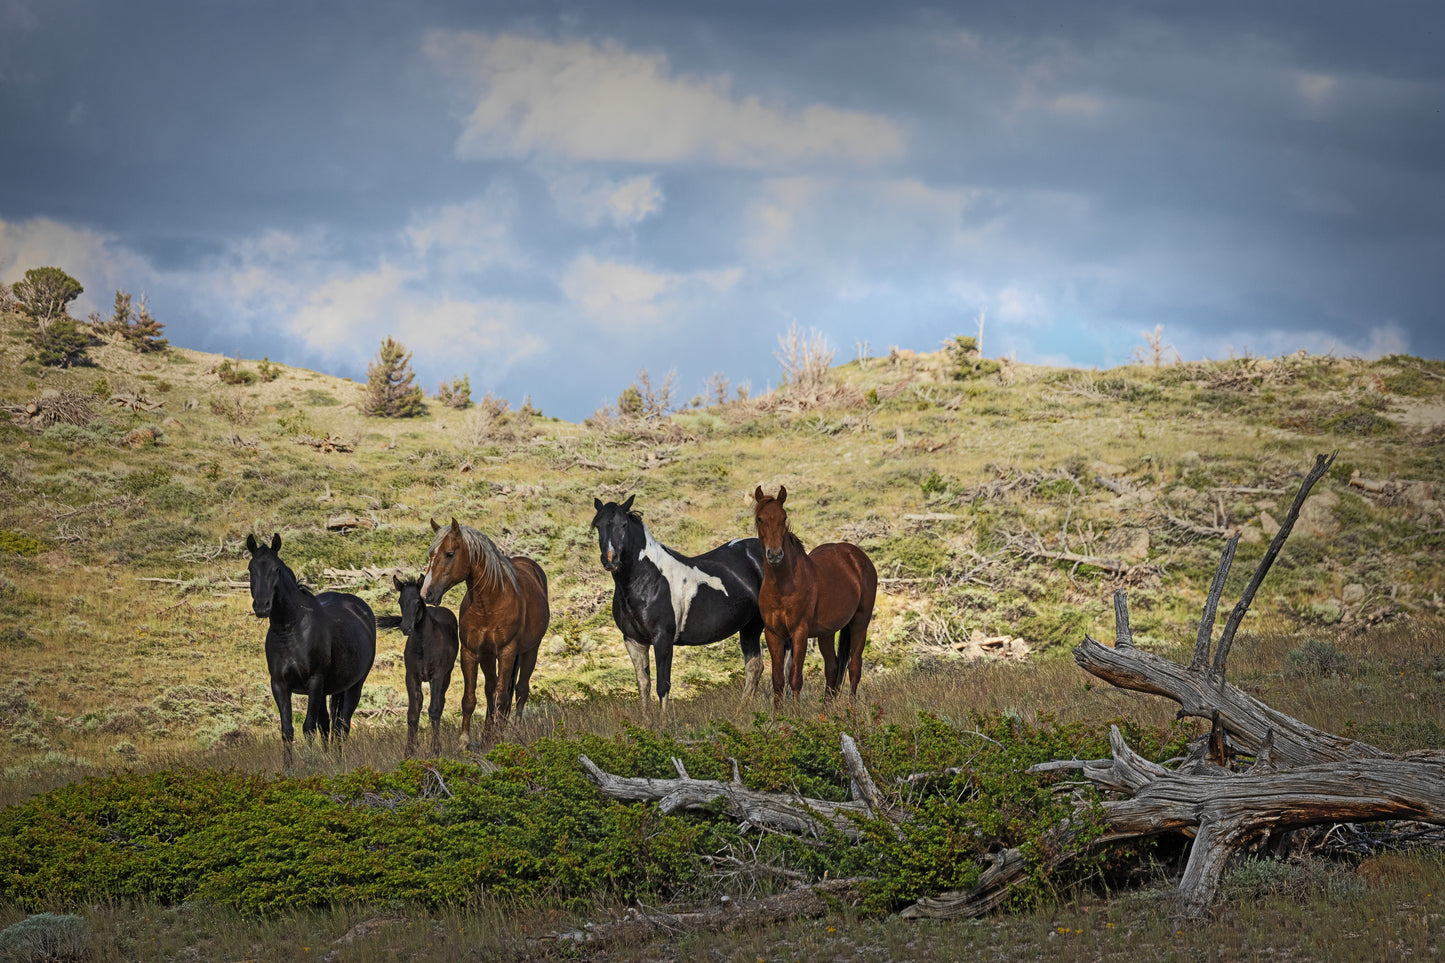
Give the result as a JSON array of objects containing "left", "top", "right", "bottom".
[{"left": 905, "top": 452, "right": 1445, "bottom": 920}]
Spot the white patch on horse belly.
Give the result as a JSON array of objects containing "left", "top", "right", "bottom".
[{"left": 640, "top": 525, "right": 726, "bottom": 641}]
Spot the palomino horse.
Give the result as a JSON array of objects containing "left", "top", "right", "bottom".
[
  {"left": 246, "top": 533, "right": 375, "bottom": 766},
  {"left": 421, "top": 518, "right": 549, "bottom": 748},
  {"left": 591, "top": 495, "right": 767, "bottom": 710},
  {"left": 377, "top": 574, "right": 459, "bottom": 757},
  {"left": 752, "top": 486, "right": 878, "bottom": 707}
]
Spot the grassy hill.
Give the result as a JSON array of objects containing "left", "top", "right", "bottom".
[
  {"left": 3, "top": 310, "right": 1445, "bottom": 957},
  {"left": 0, "top": 312, "right": 1443, "bottom": 782}
]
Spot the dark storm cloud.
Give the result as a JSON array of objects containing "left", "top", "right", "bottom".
[{"left": 1, "top": 0, "right": 1441, "bottom": 418}]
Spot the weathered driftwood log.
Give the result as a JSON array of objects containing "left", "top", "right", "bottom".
[
  {"left": 906, "top": 452, "right": 1445, "bottom": 921},
  {"left": 1030, "top": 726, "right": 1445, "bottom": 918},
  {"left": 579, "top": 752, "right": 878, "bottom": 840},
  {"left": 546, "top": 877, "right": 869, "bottom": 948}
]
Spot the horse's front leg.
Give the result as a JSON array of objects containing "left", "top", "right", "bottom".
[
  {"left": 478, "top": 639, "right": 499, "bottom": 727},
  {"left": 270, "top": 680, "right": 295, "bottom": 768},
  {"left": 404, "top": 662, "right": 423, "bottom": 758},
  {"left": 458, "top": 650, "right": 480, "bottom": 750},
  {"left": 622, "top": 637, "right": 652, "bottom": 707},
  {"left": 428, "top": 666, "right": 452, "bottom": 757},
  {"left": 653, "top": 640, "right": 675, "bottom": 716},
  {"left": 763, "top": 625, "right": 788, "bottom": 710},
  {"left": 788, "top": 627, "right": 810, "bottom": 707}
]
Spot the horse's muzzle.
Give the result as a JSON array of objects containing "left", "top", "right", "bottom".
[
  {"left": 601, "top": 552, "right": 620, "bottom": 573},
  {"left": 252, "top": 602, "right": 271, "bottom": 618},
  {"left": 765, "top": 548, "right": 785, "bottom": 565}
]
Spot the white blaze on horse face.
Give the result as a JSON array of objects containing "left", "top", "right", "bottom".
[{"left": 639, "top": 523, "right": 726, "bottom": 641}]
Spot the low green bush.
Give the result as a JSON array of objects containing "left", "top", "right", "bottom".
[{"left": 0, "top": 716, "right": 1187, "bottom": 916}]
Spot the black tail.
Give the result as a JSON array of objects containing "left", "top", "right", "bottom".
[{"left": 375, "top": 615, "right": 404, "bottom": 632}]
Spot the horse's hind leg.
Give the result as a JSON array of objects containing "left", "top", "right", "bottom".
[
  {"left": 845, "top": 608, "right": 872, "bottom": 697},
  {"left": 512, "top": 644, "right": 540, "bottom": 720},
  {"left": 740, "top": 626, "right": 764, "bottom": 698},
  {"left": 818, "top": 631, "right": 840, "bottom": 699},
  {"left": 333, "top": 681, "right": 364, "bottom": 748},
  {"left": 303, "top": 676, "right": 330, "bottom": 748}
]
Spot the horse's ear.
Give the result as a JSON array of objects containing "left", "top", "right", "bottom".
[
  {"left": 245, "top": 533, "right": 258, "bottom": 553},
  {"left": 621, "top": 494, "right": 635, "bottom": 513},
  {"left": 270, "top": 533, "right": 282, "bottom": 551},
  {"left": 777, "top": 486, "right": 787, "bottom": 506},
  {"left": 449, "top": 517, "right": 461, "bottom": 533},
  {"left": 392, "top": 574, "right": 403, "bottom": 591},
  {"left": 430, "top": 518, "right": 440, "bottom": 533},
  {"left": 594, "top": 497, "right": 604, "bottom": 512},
  {"left": 753, "top": 485, "right": 765, "bottom": 503}
]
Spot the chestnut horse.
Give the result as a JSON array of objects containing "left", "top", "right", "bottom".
[
  {"left": 421, "top": 518, "right": 550, "bottom": 748},
  {"left": 752, "top": 486, "right": 877, "bottom": 707}
]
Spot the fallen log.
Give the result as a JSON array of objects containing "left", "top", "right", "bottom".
[
  {"left": 904, "top": 451, "right": 1445, "bottom": 921},
  {"left": 579, "top": 752, "right": 878, "bottom": 840}
]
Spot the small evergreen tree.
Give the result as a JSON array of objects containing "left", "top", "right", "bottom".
[
  {"left": 363, "top": 336, "right": 426, "bottom": 418},
  {"left": 13, "top": 267, "right": 83, "bottom": 327},
  {"left": 96, "top": 289, "right": 133, "bottom": 337},
  {"left": 119, "top": 293, "right": 167, "bottom": 352},
  {"left": 436, "top": 374, "right": 473, "bottom": 409},
  {"left": 32, "top": 318, "right": 92, "bottom": 367}
]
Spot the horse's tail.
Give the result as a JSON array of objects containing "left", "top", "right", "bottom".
[{"left": 375, "top": 615, "right": 404, "bottom": 632}]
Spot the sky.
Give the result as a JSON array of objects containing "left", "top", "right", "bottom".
[{"left": 1, "top": 1, "right": 1441, "bottom": 421}]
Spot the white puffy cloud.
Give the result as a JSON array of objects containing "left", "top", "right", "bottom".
[
  {"left": 0, "top": 216, "right": 150, "bottom": 318},
  {"left": 406, "top": 189, "right": 524, "bottom": 271},
  {"left": 548, "top": 172, "right": 663, "bottom": 228},
  {"left": 561, "top": 254, "right": 741, "bottom": 331},
  {"left": 425, "top": 32, "right": 906, "bottom": 168},
  {"left": 286, "top": 262, "right": 545, "bottom": 369}
]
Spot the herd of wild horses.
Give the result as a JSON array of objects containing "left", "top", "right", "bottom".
[{"left": 245, "top": 486, "right": 879, "bottom": 762}]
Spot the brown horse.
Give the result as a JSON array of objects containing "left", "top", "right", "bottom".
[
  {"left": 752, "top": 486, "right": 877, "bottom": 707},
  {"left": 421, "top": 518, "right": 550, "bottom": 748}
]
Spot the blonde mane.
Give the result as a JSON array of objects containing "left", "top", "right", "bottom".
[{"left": 430, "top": 524, "right": 519, "bottom": 595}]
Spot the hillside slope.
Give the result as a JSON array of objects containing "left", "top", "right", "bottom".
[{"left": 1, "top": 311, "right": 1442, "bottom": 775}]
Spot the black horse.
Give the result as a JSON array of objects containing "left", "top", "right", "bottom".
[
  {"left": 377, "top": 574, "right": 460, "bottom": 757},
  {"left": 591, "top": 496, "right": 767, "bottom": 710},
  {"left": 246, "top": 533, "right": 375, "bottom": 766}
]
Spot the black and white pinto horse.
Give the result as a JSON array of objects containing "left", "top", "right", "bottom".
[{"left": 591, "top": 496, "right": 767, "bottom": 710}]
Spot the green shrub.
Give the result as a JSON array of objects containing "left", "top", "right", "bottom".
[
  {"left": 0, "top": 717, "right": 1187, "bottom": 917},
  {"left": 0, "top": 912, "right": 89, "bottom": 962},
  {"left": 216, "top": 359, "right": 256, "bottom": 386},
  {"left": 0, "top": 531, "right": 47, "bottom": 557}
]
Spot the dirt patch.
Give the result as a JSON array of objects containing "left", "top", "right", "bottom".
[{"left": 1386, "top": 398, "right": 1445, "bottom": 430}]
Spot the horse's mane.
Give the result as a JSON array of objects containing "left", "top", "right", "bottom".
[
  {"left": 271, "top": 554, "right": 314, "bottom": 596},
  {"left": 430, "top": 525, "right": 519, "bottom": 595},
  {"left": 784, "top": 530, "right": 807, "bottom": 555},
  {"left": 393, "top": 573, "right": 423, "bottom": 590}
]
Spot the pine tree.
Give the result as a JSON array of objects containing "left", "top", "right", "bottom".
[
  {"left": 119, "top": 293, "right": 167, "bottom": 352},
  {"left": 363, "top": 336, "right": 426, "bottom": 418},
  {"left": 436, "top": 374, "right": 473, "bottom": 409},
  {"left": 13, "top": 267, "right": 82, "bottom": 328}
]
